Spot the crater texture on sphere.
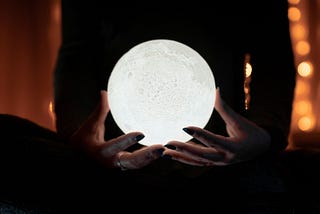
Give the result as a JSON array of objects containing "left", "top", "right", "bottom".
[{"left": 107, "top": 39, "right": 216, "bottom": 146}]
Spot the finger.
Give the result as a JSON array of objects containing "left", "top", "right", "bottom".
[
  {"left": 86, "top": 90, "right": 109, "bottom": 126},
  {"left": 74, "top": 90, "right": 109, "bottom": 133},
  {"left": 104, "top": 132, "right": 145, "bottom": 154},
  {"left": 183, "top": 126, "right": 237, "bottom": 152},
  {"left": 214, "top": 88, "right": 241, "bottom": 134},
  {"left": 165, "top": 141, "right": 225, "bottom": 162},
  {"left": 97, "top": 90, "right": 110, "bottom": 125},
  {"left": 118, "top": 144, "right": 165, "bottom": 169},
  {"left": 83, "top": 90, "right": 110, "bottom": 141},
  {"left": 226, "top": 124, "right": 238, "bottom": 138},
  {"left": 166, "top": 141, "right": 222, "bottom": 159},
  {"left": 163, "top": 149, "right": 215, "bottom": 166}
]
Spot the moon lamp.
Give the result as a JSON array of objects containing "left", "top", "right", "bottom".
[{"left": 107, "top": 39, "right": 216, "bottom": 146}]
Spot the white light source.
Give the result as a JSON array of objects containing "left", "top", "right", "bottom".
[{"left": 107, "top": 39, "right": 216, "bottom": 146}]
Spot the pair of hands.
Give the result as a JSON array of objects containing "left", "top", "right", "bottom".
[{"left": 70, "top": 88, "right": 271, "bottom": 170}]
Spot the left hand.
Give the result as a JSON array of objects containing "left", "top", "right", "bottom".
[
  {"left": 69, "top": 90, "right": 165, "bottom": 170},
  {"left": 163, "top": 88, "right": 271, "bottom": 166}
]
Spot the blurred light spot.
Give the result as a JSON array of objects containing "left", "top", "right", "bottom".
[
  {"left": 48, "top": 100, "right": 56, "bottom": 129},
  {"left": 49, "top": 101, "right": 53, "bottom": 113},
  {"left": 288, "top": 0, "right": 300, "bottom": 5},
  {"left": 245, "top": 94, "right": 251, "bottom": 111},
  {"left": 288, "top": 7, "right": 301, "bottom": 22},
  {"left": 244, "top": 86, "right": 250, "bottom": 94},
  {"left": 295, "top": 80, "right": 310, "bottom": 96},
  {"left": 52, "top": 2, "right": 61, "bottom": 24},
  {"left": 245, "top": 62, "right": 252, "bottom": 77},
  {"left": 294, "top": 100, "right": 312, "bottom": 115},
  {"left": 243, "top": 53, "right": 252, "bottom": 110},
  {"left": 296, "top": 41, "right": 310, "bottom": 55},
  {"left": 291, "top": 24, "right": 306, "bottom": 40},
  {"left": 297, "top": 61, "right": 313, "bottom": 77},
  {"left": 298, "top": 115, "right": 315, "bottom": 131}
]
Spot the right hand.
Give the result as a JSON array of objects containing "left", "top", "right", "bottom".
[{"left": 69, "top": 90, "right": 165, "bottom": 170}]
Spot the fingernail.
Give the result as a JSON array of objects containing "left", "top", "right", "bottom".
[
  {"left": 165, "top": 144, "right": 176, "bottom": 150},
  {"left": 162, "top": 154, "right": 172, "bottom": 160},
  {"left": 134, "top": 134, "right": 145, "bottom": 142},
  {"left": 183, "top": 127, "right": 194, "bottom": 136}
]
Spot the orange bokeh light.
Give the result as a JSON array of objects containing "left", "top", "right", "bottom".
[
  {"left": 295, "top": 41, "right": 310, "bottom": 55},
  {"left": 291, "top": 24, "right": 306, "bottom": 40},
  {"left": 294, "top": 100, "right": 312, "bottom": 115},
  {"left": 288, "top": 7, "right": 301, "bottom": 22},
  {"left": 297, "top": 61, "right": 313, "bottom": 77},
  {"left": 288, "top": 0, "right": 300, "bottom": 5},
  {"left": 298, "top": 115, "right": 315, "bottom": 132}
]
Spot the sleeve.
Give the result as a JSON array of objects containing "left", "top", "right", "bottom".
[
  {"left": 245, "top": 0, "right": 297, "bottom": 153},
  {"left": 53, "top": 0, "right": 112, "bottom": 140}
]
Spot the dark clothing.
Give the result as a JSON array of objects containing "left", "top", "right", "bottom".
[
  {"left": 54, "top": 0, "right": 296, "bottom": 151},
  {"left": 54, "top": 0, "right": 296, "bottom": 178},
  {"left": 0, "top": 115, "right": 293, "bottom": 213},
  {"left": 5, "top": 115, "right": 320, "bottom": 213}
]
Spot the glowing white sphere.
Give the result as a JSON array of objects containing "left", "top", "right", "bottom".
[{"left": 107, "top": 39, "right": 216, "bottom": 146}]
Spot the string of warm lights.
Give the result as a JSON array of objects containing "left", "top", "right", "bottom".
[
  {"left": 243, "top": 53, "right": 252, "bottom": 110},
  {"left": 288, "top": 0, "right": 316, "bottom": 134}
]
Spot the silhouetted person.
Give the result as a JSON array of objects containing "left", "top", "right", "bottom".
[{"left": 1, "top": 0, "right": 296, "bottom": 213}]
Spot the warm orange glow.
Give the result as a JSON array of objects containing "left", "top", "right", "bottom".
[
  {"left": 49, "top": 101, "right": 54, "bottom": 113},
  {"left": 297, "top": 115, "right": 316, "bottom": 132},
  {"left": 0, "top": 1, "right": 61, "bottom": 131},
  {"left": 288, "top": 0, "right": 300, "bottom": 5},
  {"left": 295, "top": 41, "right": 310, "bottom": 55},
  {"left": 244, "top": 86, "right": 250, "bottom": 94},
  {"left": 294, "top": 100, "right": 312, "bottom": 115},
  {"left": 288, "top": 7, "right": 301, "bottom": 22},
  {"left": 48, "top": 100, "right": 56, "bottom": 129},
  {"left": 297, "top": 61, "right": 313, "bottom": 77},
  {"left": 291, "top": 24, "right": 306, "bottom": 40},
  {"left": 288, "top": 0, "right": 320, "bottom": 148},
  {"left": 294, "top": 80, "right": 310, "bottom": 96},
  {"left": 52, "top": 2, "right": 61, "bottom": 24},
  {"left": 245, "top": 62, "right": 252, "bottom": 77},
  {"left": 243, "top": 53, "right": 252, "bottom": 111}
]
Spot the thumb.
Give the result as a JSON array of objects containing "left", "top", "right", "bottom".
[
  {"left": 214, "top": 87, "right": 239, "bottom": 129},
  {"left": 85, "top": 90, "right": 110, "bottom": 142},
  {"left": 96, "top": 90, "right": 110, "bottom": 125},
  {"left": 70, "top": 90, "right": 110, "bottom": 146},
  {"left": 86, "top": 90, "right": 109, "bottom": 127}
]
